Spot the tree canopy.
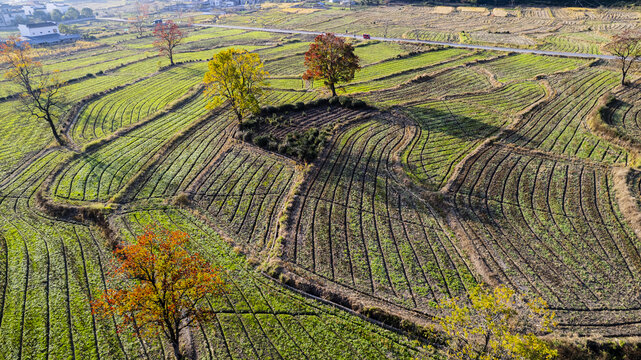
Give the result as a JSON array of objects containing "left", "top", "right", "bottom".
[
  {"left": 605, "top": 30, "right": 641, "bottom": 86},
  {"left": 303, "top": 33, "right": 360, "bottom": 97},
  {"left": 203, "top": 48, "right": 269, "bottom": 124},
  {"left": 92, "top": 224, "right": 226, "bottom": 360},
  {"left": 153, "top": 20, "right": 184, "bottom": 66},
  {"left": 0, "top": 36, "right": 67, "bottom": 146},
  {"left": 437, "top": 284, "right": 557, "bottom": 360}
]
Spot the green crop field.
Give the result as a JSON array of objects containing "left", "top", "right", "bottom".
[{"left": 2, "top": 3, "right": 641, "bottom": 358}]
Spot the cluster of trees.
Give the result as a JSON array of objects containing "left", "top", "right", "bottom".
[{"left": 26, "top": 7, "right": 93, "bottom": 24}]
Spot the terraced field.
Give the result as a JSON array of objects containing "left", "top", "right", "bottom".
[{"left": 2, "top": 11, "right": 641, "bottom": 359}]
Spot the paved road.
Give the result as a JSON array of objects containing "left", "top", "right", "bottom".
[{"left": 98, "top": 17, "right": 617, "bottom": 60}]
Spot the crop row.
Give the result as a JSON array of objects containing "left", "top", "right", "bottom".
[
  {"left": 602, "top": 86, "right": 641, "bottom": 143},
  {"left": 111, "top": 208, "right": 423, "bottom": 359},
  {"left": 188, "top": 146, "right": 295, "bottom": 248},
  {"left": 480, "top": 53, "right": 587, "bottom": 83},
  {"left": 288, "top": 118, "right": 476, "bottom": 311},
  {"left": 448, "top": 143, "right": 641, "bottom": 334},
  {"left": 54, "top": 93, "right": 212, "bottom": 202},
  {"left": 70, "top": 63, "right": 206, "bottom": 144},
  {"left": 344, "top": 51, "right": 493, "bottom": 94},
  {"left": 502, "top": 68, "right": 626, "bottom": 164},
  {"left": 402, "top": 98, "right": 511, "bottom": 190},
  {"left": 367, "top": 66, "right": 493, "bottom": 106}
]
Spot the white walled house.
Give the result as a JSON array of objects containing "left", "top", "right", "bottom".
[
  {"left": 18, "top": 22, "right": 80, "bottom": 45},
  {"left": 45, "top": 3, "right": 70, "bottom": 14},
  {"left": 22, "top": 4, "right": 46, "bottom": 16},
  {"left": 19, "top": 22, "right": 58, "bottom": 37}
]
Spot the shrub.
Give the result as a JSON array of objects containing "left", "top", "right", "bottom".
[
  {"left": 280, "top": 103, "right": 296, "bottom": 112},
  {"left": 242, "top": 129, "right": 254, "bottom": 142},
  {"left": 253, "top": 134, "right": 269, "bottom": 147},
  {"left": 338, "top": 96, "right": 352, "bottom": 107},
  {"left": 328, "top": 96, "right": 340, "bottom": 105},
  {"left": 294, "top": 101, "right": 306, "bottom": 110},
  {"left": 351, "top": 99, "right": 366, "bottom": 109}
]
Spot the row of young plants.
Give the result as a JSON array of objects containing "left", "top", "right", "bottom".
[
  {"left": 448, "top": 143, "right": 641, "bottom": 334},
  {"left": 368, "top": 66, "right": 493, "bottom": 106},
  {"left": 70, "top": 63, "right": 207, "bottom": 144},
  {"left": 288, "top": 117, "right": 476, "bottom": 312},
  {"left": 502, "top": 68, "right": 627, "bottom": 164},
  {"left": 480, "top": 53, "right": 587, "bottom": 83}
]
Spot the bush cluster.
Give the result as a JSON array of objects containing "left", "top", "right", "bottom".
[
  {"left": 251, "top": 127, "right": 328, "bottom": 163},
  {"left": 259, "top": 96, "right": 368, "bottom": 117}
]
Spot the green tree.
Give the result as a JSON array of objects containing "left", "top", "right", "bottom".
[
  {"left": 437, "top": 284, "right": 557, "bottom": 360},
  {"left": 80, "top": 7, "right": 94, "bottom": 18},
  {"left": 32, "top": 10, "right": 50, "bottom": 21},
  {"left": 303, "top": 33, "right": 360, "bottom": 97},
  {"left": 63, "top": 7, "right": 80, "bottom": 21},
  {"left": 50, "top": 9, "right": 63, "bottom": 22},
  {"left": 203, "top": 48, "right": 269, "bottom": 124}
]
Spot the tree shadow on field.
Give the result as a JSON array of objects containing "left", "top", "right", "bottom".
[{"left": 399, "top": 105, "right": 506, "bottom": 143}]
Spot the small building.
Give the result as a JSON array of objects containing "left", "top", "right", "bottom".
[
  {"left": 18, "top": 22, "right": 80, "bottom": 45},
  {"left": 22, "top": 3, "right": 46, "bottom": 16},
  {"left": 0, "top": 4, "right": 24, "bottom": 26},
  {"left": 45, "top": 3, "right": 70, "bottom": 14},
  {"left": 19, "top": 22, "right": 58, "bottom": 36}
]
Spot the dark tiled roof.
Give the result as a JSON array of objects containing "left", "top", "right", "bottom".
[{"left": 25, "top": 22, "right": 57, "bottom": 28}]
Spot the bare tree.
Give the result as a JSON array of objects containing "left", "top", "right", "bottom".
[
  {"left": 130, "top": 1, "right": 149, "bottom": 38},
  {"left": 606, "top": 30, "right": 641, "bottom": 86},
  {"left": 1, "top": 37, "right": 67, "bottom": 146}
]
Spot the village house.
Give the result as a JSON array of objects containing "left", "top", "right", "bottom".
[
  {"left": 0, "top": 4, "right": 24, "bottom": 26},
  {"left": 18, "top": 22, "right": 80, "bottom": 45}
]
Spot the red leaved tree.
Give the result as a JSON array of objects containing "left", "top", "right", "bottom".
[
  {"left": 92, "top": 224, "right": 226, "bottom": 360},
  {"left": 153, "top": 20, "right": 185, "bottom": 66},
  {"left": 303, "top": 33, "right": 360, "bottom": 97}
]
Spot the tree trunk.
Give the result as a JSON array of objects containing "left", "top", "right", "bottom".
[
  {"left": 171, "top": 339, "right": 184, "bottom": 360},
  {"left": 329, "top": 82, "right": 336, "bottom": 97},
  {"left": 46, "top": 115, "right": 64, "bottom": 146}
]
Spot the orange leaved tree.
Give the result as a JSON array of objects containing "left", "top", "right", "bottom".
[
  {"left": 153, "top": 20, "right": 185, "bottom": 66},
  {"left": 92, "top": 225, "right": 226, "bottom": 360},
  {"left": 303, "top": 33, "right": 360, "bottom": 97}
]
